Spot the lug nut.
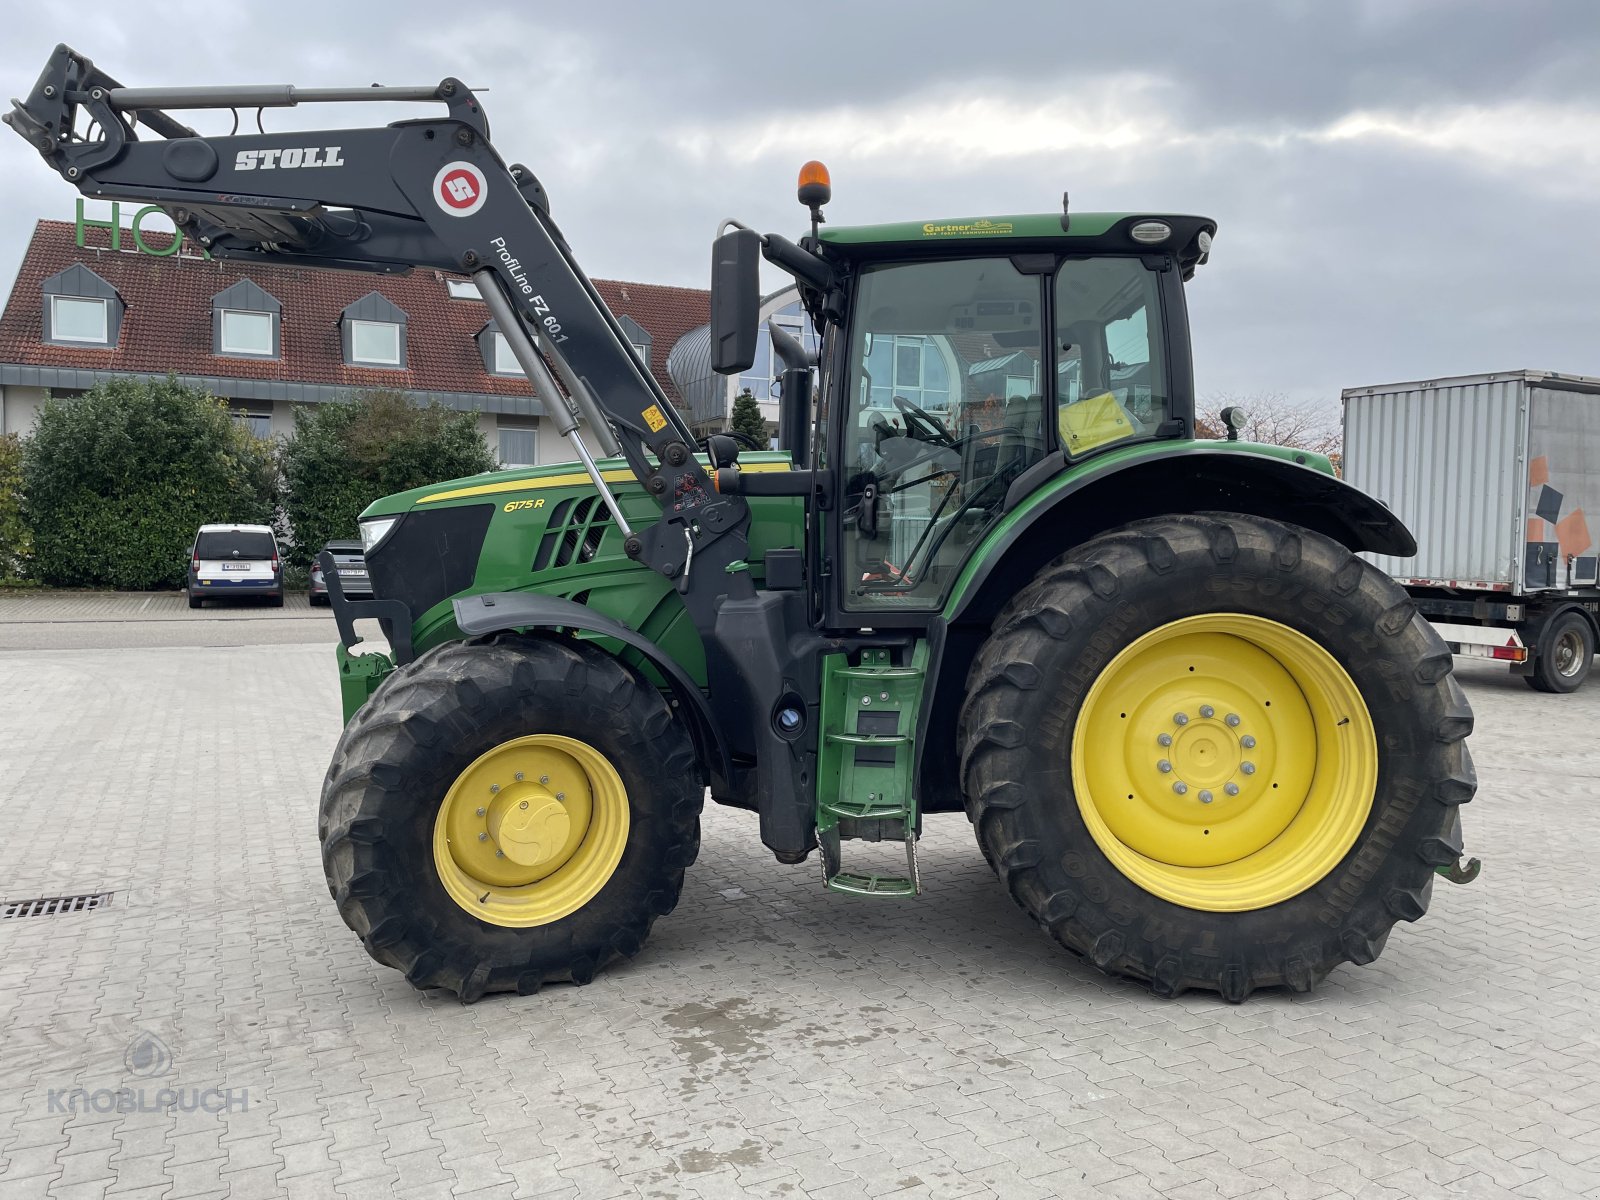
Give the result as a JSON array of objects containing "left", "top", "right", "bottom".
[
  {"left": 1157, "top": 733, "right": 1173, "bottom": 747},
  {"left": 496, "top": 850, "right": 504, "bottom": 858},
  {"left": 476, "top": 807, "right": 486, "bottom": 817},
  {"left": 555, "top": 792, "right": 565, "bottom": 801},
  {"left": 1172, "top": 781, "right": 1188, "bottom": 795},
  {"left": 1225, "top": 782, "right": 1240, "bottom": 796},
  {"left": 1199, "top": 790, "right": 1214, "bottom": 804},
  {"left": 478, "top": 832, "right": 488, "bottom": 841},
  {"left": 1157, "top": 759, "right": 1172, "bottom": 773},
  {"left": 1199, "top": 705, "right": 1215, "bottom": 719},
  {"left": 1241, "top": 735, "right": 1256, "bottom": 749},
  {"left": 515, "top": 772, "right": 524, "bottom": 781},
  {"left": 1225, "top": 713, "right": 1241, "bottom": 727},
  {"left": 1174, "top": 713, "right": 1189, "bottom": 726},
  {"left": 489, "top": 784, "right": 500, "bottom": 794},
  {"left": 540, "top": 775, "right": 549, "bottom": 784},
  {"left": 1241, "top": 761, "right": 1256, "bottom": 775}
]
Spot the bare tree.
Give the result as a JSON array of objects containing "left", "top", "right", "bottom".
[{"left": 1195, "top": 392, "right": 1343, "bottom": 468}]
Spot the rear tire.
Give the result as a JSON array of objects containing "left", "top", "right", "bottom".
[
  {"left": 319, "top": 635, "right": 703, "bottom": 1001},
  {"left": 958, "top": 513, "right": 1475, "bottom": 1002},
  {"left": 1524, "top": 611, "right": 1593, "bottom": 693},
  {"left": 187, "top": 592, "right": 201, "bottom": 610}
]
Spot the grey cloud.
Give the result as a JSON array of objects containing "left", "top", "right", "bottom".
[{"left": 1, "top": 0, "right": 1594, "bottom": 410}]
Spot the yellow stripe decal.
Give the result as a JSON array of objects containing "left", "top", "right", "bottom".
[{"left": 418, "top": 461, "right": 791, "bottom": 504}]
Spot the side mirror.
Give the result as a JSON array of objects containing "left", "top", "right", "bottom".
[{"left": 710, "top": 227, "right": 761, "bottom": 375}]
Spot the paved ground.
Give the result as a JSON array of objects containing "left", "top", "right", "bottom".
[
  {"left": 0, "top": 592, "right": 360, "bottom": 651},
  {"left": 0, "top": 600, "right": 1597, "bottom": 1199}
]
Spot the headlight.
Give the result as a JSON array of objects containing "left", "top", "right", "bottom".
[
  {"left": 360, "top": 517, "right": 399, "bottom": 554},
  {"left": 1129, "top": 220, "right": 1173, "bottom": 245}
]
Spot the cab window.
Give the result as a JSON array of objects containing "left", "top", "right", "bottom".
[
  {"left": 840, "top": 258, "right": 1047, "bottom": 610},
  {"left": 1054, "top": 258, "right": 1167, "bottom": 457}
]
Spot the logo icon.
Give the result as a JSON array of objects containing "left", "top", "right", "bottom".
[
  {"left": 124, "top": 1032, "right": 172, "bottom": 1078},
  {"left": 433, "top": 161, "right": 488, "bottom": 217}
]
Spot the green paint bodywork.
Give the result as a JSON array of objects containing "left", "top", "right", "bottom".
[
  {"left": 820, "top": 212, "right": 1198, "bottom": 247},
  {"left": 336, "top": 450, "right": 806, "bottom": 721},
  {"left": 335, "top": 438, "right": 1329, "bottom": 724},
  {"left": 941, "top": 440, "right": 1334, "bottom": 617}
]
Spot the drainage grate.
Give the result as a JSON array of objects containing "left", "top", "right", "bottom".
[{"left": 1, "top": 892, "right": 114, "bottom": 919}]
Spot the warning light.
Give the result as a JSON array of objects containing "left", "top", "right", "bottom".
[{"left": 797, "top": 161, "right": 831, "bottom": 210}]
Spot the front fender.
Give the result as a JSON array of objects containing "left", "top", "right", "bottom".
[{"left": 452, "top": 592, "right": 730, "bottom": 793}]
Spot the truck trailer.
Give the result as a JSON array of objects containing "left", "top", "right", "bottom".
[{"left": 1343, "top": 370, "right": 1600, "bottom": 692}]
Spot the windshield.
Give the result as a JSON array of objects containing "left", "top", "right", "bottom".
[
  {"left": 196, "top": 531, "right": 275, "bottom": 559},
  {"left": 840, "top": 257, "right": 1047, "bottom": 610}
]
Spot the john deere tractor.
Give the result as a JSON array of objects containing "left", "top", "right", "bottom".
[{"left": 10, "top": 46, "right": 1479, "bottom": 1002}]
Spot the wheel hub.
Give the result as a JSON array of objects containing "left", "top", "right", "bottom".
[
  {"left": 431, "top": 734, "right": 630, "bottom": 928},
  {"left": 1073, "top": 614, "right": 1377, "bottom": 911}
]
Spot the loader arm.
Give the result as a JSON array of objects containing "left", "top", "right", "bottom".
[{"left": 4, "top": 43, "right": 757, "bottom": 642}]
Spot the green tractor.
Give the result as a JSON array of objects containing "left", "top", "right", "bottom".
[{"left": 10, "top": 48, "right": 1478, "bottom": 1002}]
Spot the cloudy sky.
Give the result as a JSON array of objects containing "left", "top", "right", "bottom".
[{"left": 1, "top": 1, "right": 1596, "bottom": 414}]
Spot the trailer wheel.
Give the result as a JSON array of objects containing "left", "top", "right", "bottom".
[
  {"left": 959, "top": 513, "right": 1475, "bottom": 1002},
  {"left": 319, "top": 635, "right": 702, "bottom": 1001},
  {"left": 1525, "top": 610, "right": 1594, "bottom": 694}
]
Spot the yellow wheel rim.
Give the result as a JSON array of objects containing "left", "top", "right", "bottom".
[
  {"left": 432, "top": 734, "right": 629, "bottom": 928},
  {"left": 1072, "top": 614, "right": 1376, "bottom": 912}
]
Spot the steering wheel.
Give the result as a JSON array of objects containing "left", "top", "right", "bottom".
[{"left": 894, "top": 396, "right": 956, "bottom": 447}]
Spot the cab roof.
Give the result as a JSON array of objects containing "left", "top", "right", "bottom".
[{"left": 818, "top": 212, "right": 1216, "bottom": 279}]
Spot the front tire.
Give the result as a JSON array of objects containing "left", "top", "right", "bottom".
[
  {"left": 959, "top": 514, "right": 1475, "bottom": 1002},
  {"left": 319, "top": 635, "right": 703, "bottom": 1001}
]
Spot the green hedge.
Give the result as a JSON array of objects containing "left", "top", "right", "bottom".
[
  {"left": 0, "top": 432, "right": 29, "bottom": 582},
  {"left": 278, "top": 389, "right": 495, "bottom": 570},
  {"left": 23, "top": 378, "right": 276, "bottom": 589}
]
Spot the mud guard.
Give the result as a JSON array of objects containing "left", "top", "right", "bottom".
[{"left": 452, "top": 592, "right": 731, "bottom": 794}]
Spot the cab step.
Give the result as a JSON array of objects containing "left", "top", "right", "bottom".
[{"left": 815, "top": 646, "right": 928, "bottom": 898}]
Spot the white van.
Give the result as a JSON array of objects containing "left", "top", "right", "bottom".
[{"left": 187, "top": 524, "right": 283, "bottom": 609}]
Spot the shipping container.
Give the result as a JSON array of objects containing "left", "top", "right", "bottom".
[{"left": 1343, "top": 370, "right": 1600, "bottom": 692}]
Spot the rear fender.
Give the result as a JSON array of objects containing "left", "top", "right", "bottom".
[
  {"left": 453, "top": 592, "right": 730, "bottom": 793},
  {"left": 917, "top": 447, "right": 1417, "bottom": 815}
]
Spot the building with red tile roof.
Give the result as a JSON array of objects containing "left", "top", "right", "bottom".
[{"left": 0, "top": 212, "right": 712, "bottom": 466}]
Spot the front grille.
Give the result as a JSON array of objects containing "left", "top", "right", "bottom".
[
  {"left": 364, "top": 504, "right": 494, "bottom": 620},
  {"left": 532, "top": 496, "right": 613, "bottom": 572}
]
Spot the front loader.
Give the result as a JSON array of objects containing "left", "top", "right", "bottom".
[{"left": 8, "top": 46, "right": 1479, "bottom": 1003}]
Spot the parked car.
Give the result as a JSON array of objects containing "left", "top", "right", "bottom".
[
  {"left": 309, "top": 540, "right": 372, "bottom": 605},
  {"left": 187, "top": 524, "right": 283, "bottom": 608}
]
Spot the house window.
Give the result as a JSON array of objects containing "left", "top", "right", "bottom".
[
  {"left": 630, "top": 341, "right": 650, "bottom": 366},
  {"left": 232, "top": 412, "right": 272, "bottom": 439},
  {"left": 349, "top": 320, "right": 401, "bottom": 366},
  {"left": 446, "top": 279, "right": 480, "bottom": 300},
  {"left": 499, "top": 428, "right": 536, "bottom": 467},
  {"left": 219, "top": 309, "right": 275, "bottom": 357},
  {"left": 49, "top": 296, "right": 109, "bottom": 344},
  {"left": 491, "top": 332, "right": 520, "bottom": 375}
]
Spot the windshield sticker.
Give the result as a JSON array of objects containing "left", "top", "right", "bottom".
[{"left": 922, "top": 218, "right": 1015, "bottom": 238}]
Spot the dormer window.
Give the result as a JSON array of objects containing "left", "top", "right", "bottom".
[
  {"left": 617, "top": 314, "right": 652, "bottom": 372},
  {"left": 341, "top": 293, "right": 407, "bottom": 368},
  {"left": 212, "top": 280, "right": 281, "bottom": 359},
  {"left": 446, "top": 279, "right": 480, "bottom": 300},
  {"left": 477, "top": 322, "right": 524, "bottom": 377},
  {"left": 50, "top": 296, "right": 109, "bottom": 343},
  {"left": 350, "top": 320, "right": 401, "bottom": 366},
  {"left": 41, "top": 263, "right": 122, "bottom": 347},
  {"left": 220, "top": 310, "right": 274, "bottom": 356}
]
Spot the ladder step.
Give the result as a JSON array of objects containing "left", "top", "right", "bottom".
[
  {"left": 823, "top": 797, "right": 911, "bottom": 821},
  {"left": 826, "top": 872, "right": 918, "bottom": 897},
  {"left": 832, "top": 667, "right": 923, "bottom": 679},
  {"left": 824, "top": 732, "right": 910, "bottom": 747}
]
